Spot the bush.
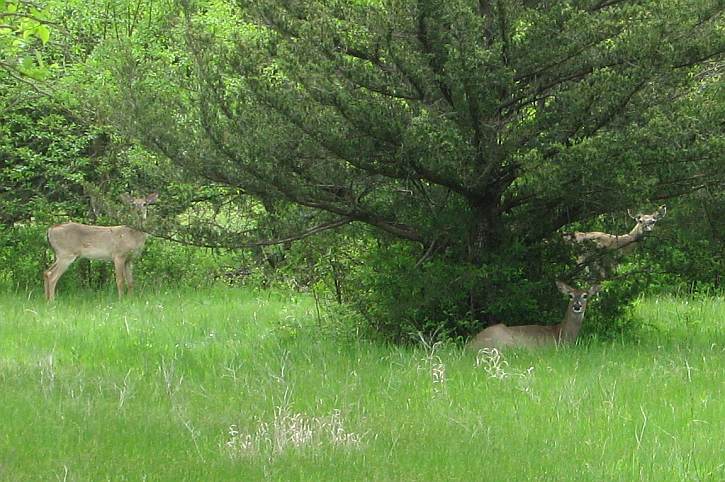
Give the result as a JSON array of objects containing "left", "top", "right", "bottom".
[
  {"left": 644, "top": 196, "right": 723, "bottom": 293},
  {"left": 0, "top": 224, "right": 61, "bottom": 293},
  {"left": 344, "top": 241, "right": 552, "bottom": 342},
  {"left": 135, "top": 238, "right": 241, "bottom": 289},
  {"left": 337, "top": 233, "right": 665, "bottom": 344}
]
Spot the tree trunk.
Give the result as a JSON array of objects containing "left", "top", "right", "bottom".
[
  {"left": 464, "top": 195, "right": 505, "bottom": 324},
  {"left": 467, "top": 195, "right": 504, "bottom": 265}
]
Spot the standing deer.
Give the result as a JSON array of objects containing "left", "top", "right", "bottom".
[
  {"left": 467, "top": 281, "right": 600, "bottom": 350},
  {"left": 563, "top": 205, "right": 666, "bottom": 278},
  {"left": 44, "top": 193, "right": 158, "bottom": 301}
]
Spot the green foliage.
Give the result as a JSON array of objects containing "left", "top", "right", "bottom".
[
  {"left": 346, "top": 240, "right": 581, "bottom": 342},
  {"left": 137, "top": 238, "right": 242, "bottom": 289},
  {"left": 643, "top": 195, "right": 724, "bottom": 292},
  {"left": 0, "top": 224, "right": 48, "bottom": 291},
  {"left": 350, "top": 243, "right": 484, "bottom": 341},
  {"left": 0, "top": 97, "right": 103, "bottom": 224},
  {"left": 79, "top": 0, "right": 723, "bottom": 340},
  {"left": 0, "top": 0, "right": 53, "bottom": 80},
  {"left": 1, "top": 0, "right": 723, "bottom": 342},
  {"left": 258, "top": 226, "right": 370, "bottom": 298},
  {"left": 584, "top": 275, "right": 646, "bottom": 337}
]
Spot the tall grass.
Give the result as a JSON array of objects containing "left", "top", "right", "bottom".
[{"left": 0, "top": 288, "right": 722, "bottom": 481}]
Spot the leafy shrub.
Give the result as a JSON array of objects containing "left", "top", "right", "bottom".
[
  {"left": 643, "top": 195, "right": 723, "bottom": 293},
  {"left": 344, "top": 241, "right": 565, "bottom": 342},
  {"left": 0, "top": 224, "right": 53, "bottom": 292},
  {"left": 136, "top": 238, "right": 241, "bottom": 289}
]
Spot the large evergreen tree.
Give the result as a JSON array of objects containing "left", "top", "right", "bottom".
[{"left": 100, "top": 0, "right": 723, "bottom": 337}]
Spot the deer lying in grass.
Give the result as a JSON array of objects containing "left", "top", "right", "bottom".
[
  {"left": 44, "top": 193, "right": 158, "bottom": 301},
  {"left": 563, "top": 205, "right": 666, "bottom": 278},
  {"left": 467, "top": 281, "right": 600, "bottom": 350}
]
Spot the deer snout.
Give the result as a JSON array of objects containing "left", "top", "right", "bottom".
[{"left": 572, "top": 302, "right": 584, "bottom": 313}]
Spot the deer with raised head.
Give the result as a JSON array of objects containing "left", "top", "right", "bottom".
[
  {"left": 44, "top": 193, "right": 158, "bottom": 301},
  {"left": 467, "top": 281, "right": 600, "bottom": 350},
  {"left": 563, "top": 205, "right": 666, "bottom": 278}
]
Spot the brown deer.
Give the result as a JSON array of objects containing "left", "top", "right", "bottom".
[
  {"left": 563, "top": 205, "right": 666, "bottom": 278},
  {"left": 467, "top": 281, "right": 600, "bottom": 350},
  {"left": 44, "top": 193, "right": 158, "bottom": 301}
]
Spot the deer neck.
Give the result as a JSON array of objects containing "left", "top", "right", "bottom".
[
  {"left": 556, "top": 305, "right": 585, "bottom": 342},
  {"left": 627, "top": 223, "right": 646, "bottom": 242},
  {"left": 606, "top": 224, "right": 642, "bottom": 251},
  {"left": 123, "top": 226, "right": 149, "bottom": 247}
]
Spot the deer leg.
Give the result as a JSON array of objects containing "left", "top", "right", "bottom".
[
  {"left": 113, "top": 257, "right": 127, "bottom": 298},
  {"left": 45, "top": 256, "right": 77, "bottom": 302},
  {"left": 124, "top": 260, "right": 134, "bottom": 296},
  {"left": 43, "top": 261, "right": 57, "bottom": 300}
]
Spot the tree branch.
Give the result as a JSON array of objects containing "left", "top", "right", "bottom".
[{"left": 148, "top": 217, "right": 354, "bottom": 249}]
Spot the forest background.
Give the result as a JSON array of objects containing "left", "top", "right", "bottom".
[{"left": 1, "top": 0, "right": 722, "bottom": 341}]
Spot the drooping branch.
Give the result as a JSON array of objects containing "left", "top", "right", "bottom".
[
  {"left": 415, "top": 2, "right": 454, "bottom": 108},
  {"left": 147, "top": 217, "right": 355, "bottom": 249}
]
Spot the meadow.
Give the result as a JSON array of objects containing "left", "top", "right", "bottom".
[{"left": 0, "top": 287, "right": 722, "bottom": 481}]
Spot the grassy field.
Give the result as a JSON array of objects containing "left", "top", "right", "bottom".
[{"left": 0, "top": 287, "right": 722, "bottom": 481}]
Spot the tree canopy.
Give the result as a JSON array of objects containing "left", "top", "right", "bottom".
[
  {"left": 2, "top": 0, "right": 723, "bottom": 338},
  {"left": 103, "top": 1, "right": 722, "bottom": 250}
]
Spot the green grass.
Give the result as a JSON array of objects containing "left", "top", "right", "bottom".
[{"left": 0, "top": 288, "right": 723, "bottom": 481}]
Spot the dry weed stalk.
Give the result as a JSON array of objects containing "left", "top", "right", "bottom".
[{"left": 224, "top": 406, "right": 365, "bottom": 459}]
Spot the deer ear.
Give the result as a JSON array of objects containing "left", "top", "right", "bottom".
[
  {"left": 146, "top": 192, "right": 159, "bottom": 204},
  {"left": 656, "top": 205, "right": 666, "bottom": 218},
  {"left": 119, "top": 193, "right": 133, "bottom": 204},
  {"left": 588, "top": 285, "right": 601, "bottom": 296},
  {"left": 556, "top": 280, "right": 573, "bottom": 294}
]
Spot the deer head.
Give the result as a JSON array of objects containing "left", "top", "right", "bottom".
[
  {"left": 627, "top": 205, "right": 666, "bottom": 233},
  {"left": 556, "top": 281, "right": 600, "bottom": 314},
  {"left": 120, "top": 192, "right": 159, "bottom": 220}
]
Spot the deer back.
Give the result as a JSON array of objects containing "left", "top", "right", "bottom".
[
  {"left": 47, "top": 222, "right": 148, "bottom": 261},
  {"left": 467, "top": 323, "right": 560, "bottom": 350}
]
